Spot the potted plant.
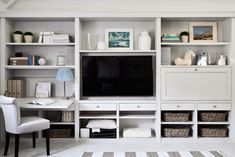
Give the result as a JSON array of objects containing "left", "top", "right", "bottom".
[
  {"left": 24, "top": 32, "right": 34, "bottom": 43},
  {"left": 180, "top": 31, "right": 189, "bottom": 43},
  {"left": 13, "top": 31, "right": 23, "bottom": 43}
]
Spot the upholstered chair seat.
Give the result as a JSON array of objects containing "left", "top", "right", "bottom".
[{"left": 0, "top": 95, "right": 50, "bottom": 157}]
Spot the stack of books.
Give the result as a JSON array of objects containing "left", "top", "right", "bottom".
[
  {"left": 52, "top": 34, "right": 70, "bottom": 43},
  {"left": 9, "top": 57, "right": 28, "bottom": 65},
  {"left": 7, "top": 79, "right": 26, "bottom": 98},
  {"left": 27, "top": 55, "right": 40, "bottom": 65},
  {"left": 162, "top": 34, "right": 180, "bottom": 43},
  {"left": 62, "top": 111, "right": 74, "bottom": 123}
]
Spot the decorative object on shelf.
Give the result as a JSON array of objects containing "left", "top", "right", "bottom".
[
  {"left": 23, "top": 32, "right": 33, "bottom": 43},
  {"left": 15, "top": 51, "right": 23, "bottom": 57},
  {"left": 52, "top": 34, "right": 70, "bottom": 43},
  {"left": 105, "top": 28, "right": 133, "bottom": 50},
  {"left": 174, "top": 49, "right": 195, "bottom": 65},
  {"left": 138, "top": 31, "right": 151, "bottom": 50},
  {"left": 38, "top": 32, "right": 43, "bottom": 43},
  {"left": 196, "top": 52, "right": 207, "bottom": 66},
  {"left": 207, "top": 52, "right": 217, "bottom": 65},
  {"left": 123, "top": 128, "right": 152, "bottom": 138},
  {"left": 87, "top": 33, "right": 99, "bottom": 50},
  {"left": 38, "top": 58, "right": 47, "bottom": 66},
  {"left": 217, "top": 55, "right": 226, "bottom": 65},
  {"left": 35, "top": 82, "right": 51, "bottom": 98},
  {"left": 9, "top": 57, "right": 28, "bottom": 65},
  {"left": 179, "top": 31, "right": 189, "bottom": 43},
  {"left": 13, "top": 30, "right": 23, "bottom": 43},
  {"left": 43, "top": 32, "right": 54, "bottom": 43},
  {"left": 161, "top": 47, "right": 171, "bottom": 65},
  {"left": 189, "top": 22, "right": 217, "bottom": 42},
  {"left": 57, "top": 52, "right": 65, "bottom": 66},
  {"left": 56, "top": 68, "right": 74, "bottom": 99},
  {"left": 161, "top": 34, "right": 180, "bottom": 43},
  {"left": 27, "top": 54, "right": 41, "bottom": 65},
  {"left": 97, "top": 41, "right": 107, "bottom": 50},
  {"left": 80, "top": 128, "right": 90, "bottom": 138}
]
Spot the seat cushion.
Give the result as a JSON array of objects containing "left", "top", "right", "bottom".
[{"left": 17, "top": 117, "right": 50, "bottom": 134}]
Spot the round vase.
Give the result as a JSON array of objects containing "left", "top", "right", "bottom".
[
  {"left": 138, "top": 31, "right": 151, "bottom": 50},
  {"left": 181, "top": 35, "right": 189, "bottom": 43},
  {"left": 24, "top": 35, "right": 33, "bottom": 43},
  {"left": 38, "top": 58, "right": 46, "bottom": 66},
  {"left": 13, "top": 34, "right": 23, "bottom": 43}
]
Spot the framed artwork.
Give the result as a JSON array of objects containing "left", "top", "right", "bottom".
[
  {"left": 189, "top": 22, "right": 217, "bottom": 42},
  {"left": 105, "top": 28, "right": 133, "bottom": 50}
]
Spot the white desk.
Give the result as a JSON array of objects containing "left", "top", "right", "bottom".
[{"left": 16, "top": 98, "right": 75, "bottom": 110}]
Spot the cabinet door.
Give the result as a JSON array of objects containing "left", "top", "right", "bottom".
[{"left": 161, "top": 67, "right": 231, "bottom": 101}]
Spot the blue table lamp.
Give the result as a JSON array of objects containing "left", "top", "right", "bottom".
[{"left": 56, "top": 68, "right": 74, "bottom": 99}]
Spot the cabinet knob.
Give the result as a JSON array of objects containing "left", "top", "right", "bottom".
[
  {"left": 194, "top": 68, "right": 198, "bottom": 72},
  {"left": 177, "top": 105, "right": 180, "bottom": 108},
  {"left": 137, "top": 105, "right": 140, "bottom": 108},
  {"left": 213, "top": 105, "right": 217, "bottom": 108},
  {"left": 96, "top": 105, "right": 100, "bottom": 108}
]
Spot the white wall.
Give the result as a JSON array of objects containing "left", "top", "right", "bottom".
[{"left": 1, "top": 0, "right": 235, "bottom": 13}]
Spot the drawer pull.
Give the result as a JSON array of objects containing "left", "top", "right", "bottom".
[
  {"left": 177, "top": 105, "right": 180, "bottom": 108},
  {"left": 96, "top": 105, "right": 100, "bottom": 108},
  {"left": 194, "top": 68, "right": 198, "bottom": 72},
  {"left": 137, "top": 105, "right": 140, "bottom": 108},
  {"left": 213, "top": 105, "right": 217, "bottom": 108}
]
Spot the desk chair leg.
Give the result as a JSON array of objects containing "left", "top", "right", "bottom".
[
  {"left": 15, "top": 134, "right": 19, "bottom": 157},
  {"left": 45, "top": 129, "right": 50, "bottom": 156},
  {"left": 4, "top": 132, "right": 10, "bottom": 156},
  {"left": 32, "top": 132, "right": 36, "bottom": 148}
]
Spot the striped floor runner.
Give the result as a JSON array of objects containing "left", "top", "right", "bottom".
[{"left": 81, "top": 151, "right": 225, "bottom": 157}]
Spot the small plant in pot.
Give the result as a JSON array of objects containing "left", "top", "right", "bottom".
[
  {"left": 24, "top": 32, "right": 34, "bottom": 43},
  {"left": 180, "top": 31, "right": 189, "bottom": 43},
  {"left": 13, "top": 31, "right": 23, "bottom": 43}
]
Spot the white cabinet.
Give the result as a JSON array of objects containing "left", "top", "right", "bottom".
[
  {"left": 79, "top": 103, "right": 117, "bottom": 111},
  {"left": 198, "top": 103, "right": 232, "bottom": 111},
  {"left": 161, "top": 67, "right": 232, "bottom": 101},
  {"left": 161, "top": 103, "right": 195, "bottom": 111},
  {"left": 119, "top": 103, "right": 156, "bottom": 111}
]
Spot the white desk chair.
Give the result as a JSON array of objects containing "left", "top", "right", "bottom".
[{"left": 0, "top": 96, "right": 50, "bottom": 157}]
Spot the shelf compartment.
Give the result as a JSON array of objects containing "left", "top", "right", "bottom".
[
  {"left": 43, "top": 125, "right": 74, "bottom": 138},
  {"left": 5, "top": 65, "right": 75, "bottom": 70},
  {"left": 6, "top": 43, "right": 75, "bottom": 46},
  {"left": 120, "top": 111, "right": 156, "bottom": 119},
  {"left": 79, "top": 111, "right": 117, "bottom": 119}
]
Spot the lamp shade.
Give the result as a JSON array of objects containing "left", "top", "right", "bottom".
[{"left": 56, "top": 68, "right": 74, "bottom": 81}]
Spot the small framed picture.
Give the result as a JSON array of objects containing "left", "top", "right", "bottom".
[
  {"left": 189, "top": 22, "right": 217, "bottom": 42},
  {"left": 105, "top": 28, "right": 133, "bottom": 50}
]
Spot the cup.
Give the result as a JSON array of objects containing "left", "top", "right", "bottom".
[{"left": 87, "top": 33, "right": 99, "bottom": 50}]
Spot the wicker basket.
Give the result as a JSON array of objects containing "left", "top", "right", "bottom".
[
  {"left": 50, "top": 129, "right": 72, "bottom": 138},
  {"left": 200, "top": 112, "right": 227, "bottom": 122},
  {"left": 163, "top": 127, "right": 190, "bottom": 137},
  {"left": 163, "top": 112, "right": 190, "bottom": 122},
  {"left": 200, "top": 128, "right": 228, "bottom": 137}
]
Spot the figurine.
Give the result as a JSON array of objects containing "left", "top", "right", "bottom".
[
  {"left": 218, "top": 55, "right": 226, "bottom": 65},
  {"left": 175, "top": 49, "right": 195, "bottom": 66},
  {"left": 197, "top": 52, "right": 207, "bottom": 66}
]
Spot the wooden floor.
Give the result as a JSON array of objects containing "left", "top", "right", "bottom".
[{"left": 0, "top": 139, "right": 234, "bottom": 157}]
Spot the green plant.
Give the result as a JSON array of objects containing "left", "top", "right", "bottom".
[
  {"left": 13, "top": 31, "right": 23, "bottom": 35},
  {"left": 24, "top": 32, "right": 33, "bottom": 36},
  {"left": 180, "top": 31, "right": 189, "bottom": 36}
]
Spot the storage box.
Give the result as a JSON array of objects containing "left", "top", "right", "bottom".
[
  {"left": 50, "top": 129, "right": 72, "bottom": 138},
  {"left": 200, "top": 128, "right": 228, "bottom": 137},
  {"left": 89, "top": 128, "right": 116, "bottom": 138},
  {"left": 163, "top": 112, "right": 190, "bottom": 122},
  {"left": 163, "top": 127, "right": 190, "bottom": 137},
  {"left": 200, "top": 112, "right": 227, "bottom": 122},
  {"left": 80, "top": 128, "right": 90, "bottom": 138}
]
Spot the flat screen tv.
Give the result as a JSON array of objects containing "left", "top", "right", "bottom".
[{"left": 82, "top": 56, "right": 154, "bottom": 97}]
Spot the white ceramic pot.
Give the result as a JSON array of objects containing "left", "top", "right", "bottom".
[
  {"left": 13, "top": 34, "right": 23, "bottom": 43},
  {"left": 181, "top": 35, "right": 189, "bottom": 43},
  {"left": 38, "top": 58, "right": 46, "bottom": 66},
  {"left": 138, "top": 31, "right": 151, "bottom": 50},
  {"left": 24, "top": 35, "right": 33, "bottom": 43}
]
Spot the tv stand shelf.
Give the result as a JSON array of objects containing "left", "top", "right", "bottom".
[{"left": 0, "top": 13, "right": 234, "bottom": 142}]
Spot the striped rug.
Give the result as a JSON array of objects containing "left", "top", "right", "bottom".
[{"left": 81, "top": 151, "right": 225, "bottom": 157}]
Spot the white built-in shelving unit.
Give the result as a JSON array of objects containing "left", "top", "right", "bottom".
[{"left": 0, "top": 13, "right": 234, "bottom": 142}]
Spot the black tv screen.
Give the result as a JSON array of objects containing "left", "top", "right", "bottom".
[{"left": 82, "top": 56, "right": 153, "bottom": 96}]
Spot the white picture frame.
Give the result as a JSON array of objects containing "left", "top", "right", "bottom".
[
  {"left": 105, "top": 28, "right": 133, "bottom": 50},
  {"left": 189, "top": 22, "right": 217, "bottom": 43},
  {"left": 35, "top": 82, "right": 51, "bottom": 98}
]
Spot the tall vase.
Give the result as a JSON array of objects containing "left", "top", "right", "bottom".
[{"left": 138, "top": 31, "right": 151, "bottom": 50}]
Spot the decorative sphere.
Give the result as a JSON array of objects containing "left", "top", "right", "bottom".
[{"left": 38, "top": 58, "right": 46, "bottom": 65}]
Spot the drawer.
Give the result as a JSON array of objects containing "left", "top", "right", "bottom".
[
  {"left": 119, "top": 103, "right": 156, "bottom": 111},
  {"left": 79, "top": 103, "right": 116, "bottom": 111},
  {"left": 161, "top": 103, "right": 195, "bottom": 110},
  {"left": 198, "top": 103, "right": 231, "bottom": 111}
]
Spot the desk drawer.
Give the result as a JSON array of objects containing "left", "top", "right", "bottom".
[
  {"left": 79, "top": 103, "right": 116, "bottom": 111},
  {"left": 198, "top": 103, "right": 231, "bottom": 111},
  {"left": 161, "top": 103, "right": 195, "bottom": 110},
  {"left": 119, "top": 103, "right": 156, "bottom": 111}
]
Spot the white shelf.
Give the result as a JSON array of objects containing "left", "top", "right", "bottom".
[
  {"left": 6, "top": 43, "right": 75, "bottom": 46},
  {"left": 161, "top": 65, "right": 232, "bottom": 68},
  {"left": 50, "top": 122, "right": 75, "bottom": 125},
  {"left": 79, "top": 114, "right": 117, "bottom": 119},
  {"left": 80, "top": 50, "right": 156, "bottom": 53},
  {"left": 161, "top": 122, "right": 194, "bottom": 125},
  {"left": 161, "top": 42, "right": 230, "bottom": 46},
  {"left": 120, "top": 114, "right": 156, "bottom": 119},
  {"left": 198, "top": 122, "right": 230, "bottom": 125},
  {"left": 5, "top": 65, "right": 75, "bottom": 70}
]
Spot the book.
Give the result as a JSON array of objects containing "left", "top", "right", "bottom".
[
  {"left": 16, "top": 80, "right": 26, "bottom": 98},
  {"left": 7, "top": 80, "right": 12, "bottom": 97}
]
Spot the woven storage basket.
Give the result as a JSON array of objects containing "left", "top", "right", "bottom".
[
  {"left": 50, "top": 129, "right": 72, "bottom": 138},
  {"left": 163, "top": 127, "right": 190, "bottom": 137},
  {"left": 163, "top": 112, "right": 190, "bottom": 122},
  {"left": 200, "top": 112, "right": 227, "bottom": 122},
  {"left": 200, "top": 128, "right": 228, "bottom": 137}
]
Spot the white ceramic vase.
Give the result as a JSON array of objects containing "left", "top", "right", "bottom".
[
  {"left": 138, "top": 31, "right": 151, "bottom": 50},
  {"left": 13, "top": 34, "right": 23, "bottom": 43},
  {"left": 24, "top": 35, "right": 33, "bottom": 43},
  {"left": 181, "top": 35, "right": 189, "bottom": 43}
]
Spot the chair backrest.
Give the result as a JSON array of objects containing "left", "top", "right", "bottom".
[{"left": 0, "top": 96, "right": 21, "bottom": 134}]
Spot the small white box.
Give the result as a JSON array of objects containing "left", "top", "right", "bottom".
[{"left": 80, "top": 128, "right": 90, "bottom": 138}]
